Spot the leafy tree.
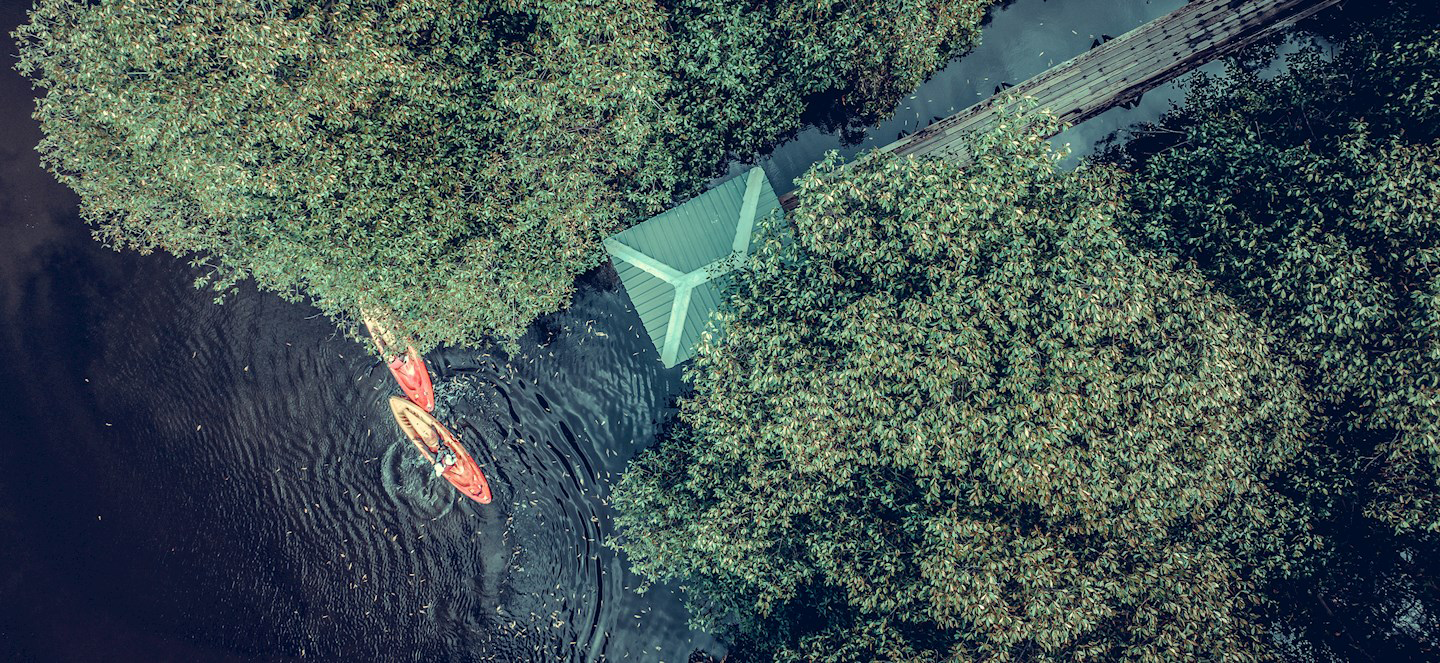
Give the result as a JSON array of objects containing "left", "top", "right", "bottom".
[
  {"left": 15, "top": 0, "right": 688, "bottom": 349},
  {"left": 1097, "top": 3, "right": 1440, "bottom": 658},
  {"left": 664, "top": 0, "right": 994, "bottom": 170},
  {"left": 612, "top": 118, "right": 1317, "bottom": 661},
  {"left": 1111, "top": 0, "right": 1440, "bottom": 536},
  {"left": 14, "top": 0, "right": 998, "bottom": 351}
]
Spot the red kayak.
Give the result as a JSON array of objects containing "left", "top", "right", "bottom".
[
  {"left": 388, "top": 347, "right": 435, "bottom": 412},
  {"left": 364, "top": 314, "right": 435, "bottom": 412},
  {"left": 389, "top": 396, "right": 492, "bottom": 504}
]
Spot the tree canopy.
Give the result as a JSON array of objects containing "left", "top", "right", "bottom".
[
  {"left": 1093, "top": 4, "right": 1440, "bottom": 657},
  {"left": 16, "top": 0, "right": 686, "bottom": 347},
  {"left": 15, "top": 0, "right": 995, "bottom": 351},
  {"left": 1112, "top": 1, "right": 1440, "bottom": 535},
  {"left": 665, "top": 0, "right": 992, "bottom": 172},
  {"left": 612, "top": 119, "right": 1317, "bottom": 661}
]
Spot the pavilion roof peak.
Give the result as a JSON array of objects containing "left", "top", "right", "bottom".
[{"left": 605, "top": 167, "right": 781, "bottom": 367}]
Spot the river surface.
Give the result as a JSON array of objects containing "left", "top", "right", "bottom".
[{"left": 1, "top": 1, "right": 1201, "bottom": 661}]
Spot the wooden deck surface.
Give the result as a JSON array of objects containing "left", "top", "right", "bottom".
[{"left": 778, "top": 0, "right": 1342, "bottom": 211}]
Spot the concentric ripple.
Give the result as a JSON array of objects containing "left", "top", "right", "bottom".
[
  {"left": 6, "top": 251, "right": 719, "bottom": 661},
  {"left": 413, "top": 283, "right": 717, "bottom": 661}
]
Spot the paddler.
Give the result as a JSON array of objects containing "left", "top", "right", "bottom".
[{"left": 433, "top": 447, "right": 457, "bottom": 476}]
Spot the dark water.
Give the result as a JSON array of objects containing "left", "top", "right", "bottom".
[{"left": 0, "top": 1, "right": 1198, "bottom": 661}]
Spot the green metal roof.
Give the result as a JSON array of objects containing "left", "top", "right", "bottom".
[{"left": 605, "top": 167, "right": 781, "bottom": 367}]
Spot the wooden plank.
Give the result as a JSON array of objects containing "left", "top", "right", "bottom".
[{"left": 777, "top": 0, "right": 1341, "bottom": 211}]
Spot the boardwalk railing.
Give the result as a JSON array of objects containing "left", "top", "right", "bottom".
[{"left": 778, "top": 0, "right": 1343, "bottom": 211}]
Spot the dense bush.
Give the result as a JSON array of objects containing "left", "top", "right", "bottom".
[
  {"left": 16, "top": 0, "right": 685, "bottom": 349},
  {"left": 1114, "top": 1, "right": 1440, "bottom": 535},
  {"left": 15, "top": 0, "right": 996, "bottom": 350},
  {"left": 664, "top": 0, "right": 993, "bottom": 171},
  {"left": 1099, "top": 4, "right": 1440, "bottom": 657},
  {"left": 612, "top": 119, "right": 1317, "bottom": 661}
]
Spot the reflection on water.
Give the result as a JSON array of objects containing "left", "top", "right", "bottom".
[{"left": 0, "top": 0, "right": 1202, "bottom": 660}]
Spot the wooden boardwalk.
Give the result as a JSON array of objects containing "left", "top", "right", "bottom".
[{"left": 778, "top": 0, "right": 1342, "bottom": 210}]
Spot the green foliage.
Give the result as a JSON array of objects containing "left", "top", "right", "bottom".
[
  {"left": 14, "top": 0, "right": 998, "bottom": 351},
  {"left": 15, "top": 0, "right": 684, "bottom": 349},
  {"left": 664, "top": 0, "right": 993, "bottom": 170},
  {"left": 612, "top": 118, "right": 1317, "bottom": 661},
  {"left": 1114, "top": 2, "right": 1440, "bottom": 535}
]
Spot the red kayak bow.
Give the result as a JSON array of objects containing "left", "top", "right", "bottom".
[
  {"left": 387, "top": 348, "right": 435, "bottom": 412},
  {"left": 364, "top": 314, "right": 436, "bottom": 412}
]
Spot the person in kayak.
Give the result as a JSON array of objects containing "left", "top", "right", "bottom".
[{"left": 433, "top": 447, "right": 458, "bottom": 476}]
